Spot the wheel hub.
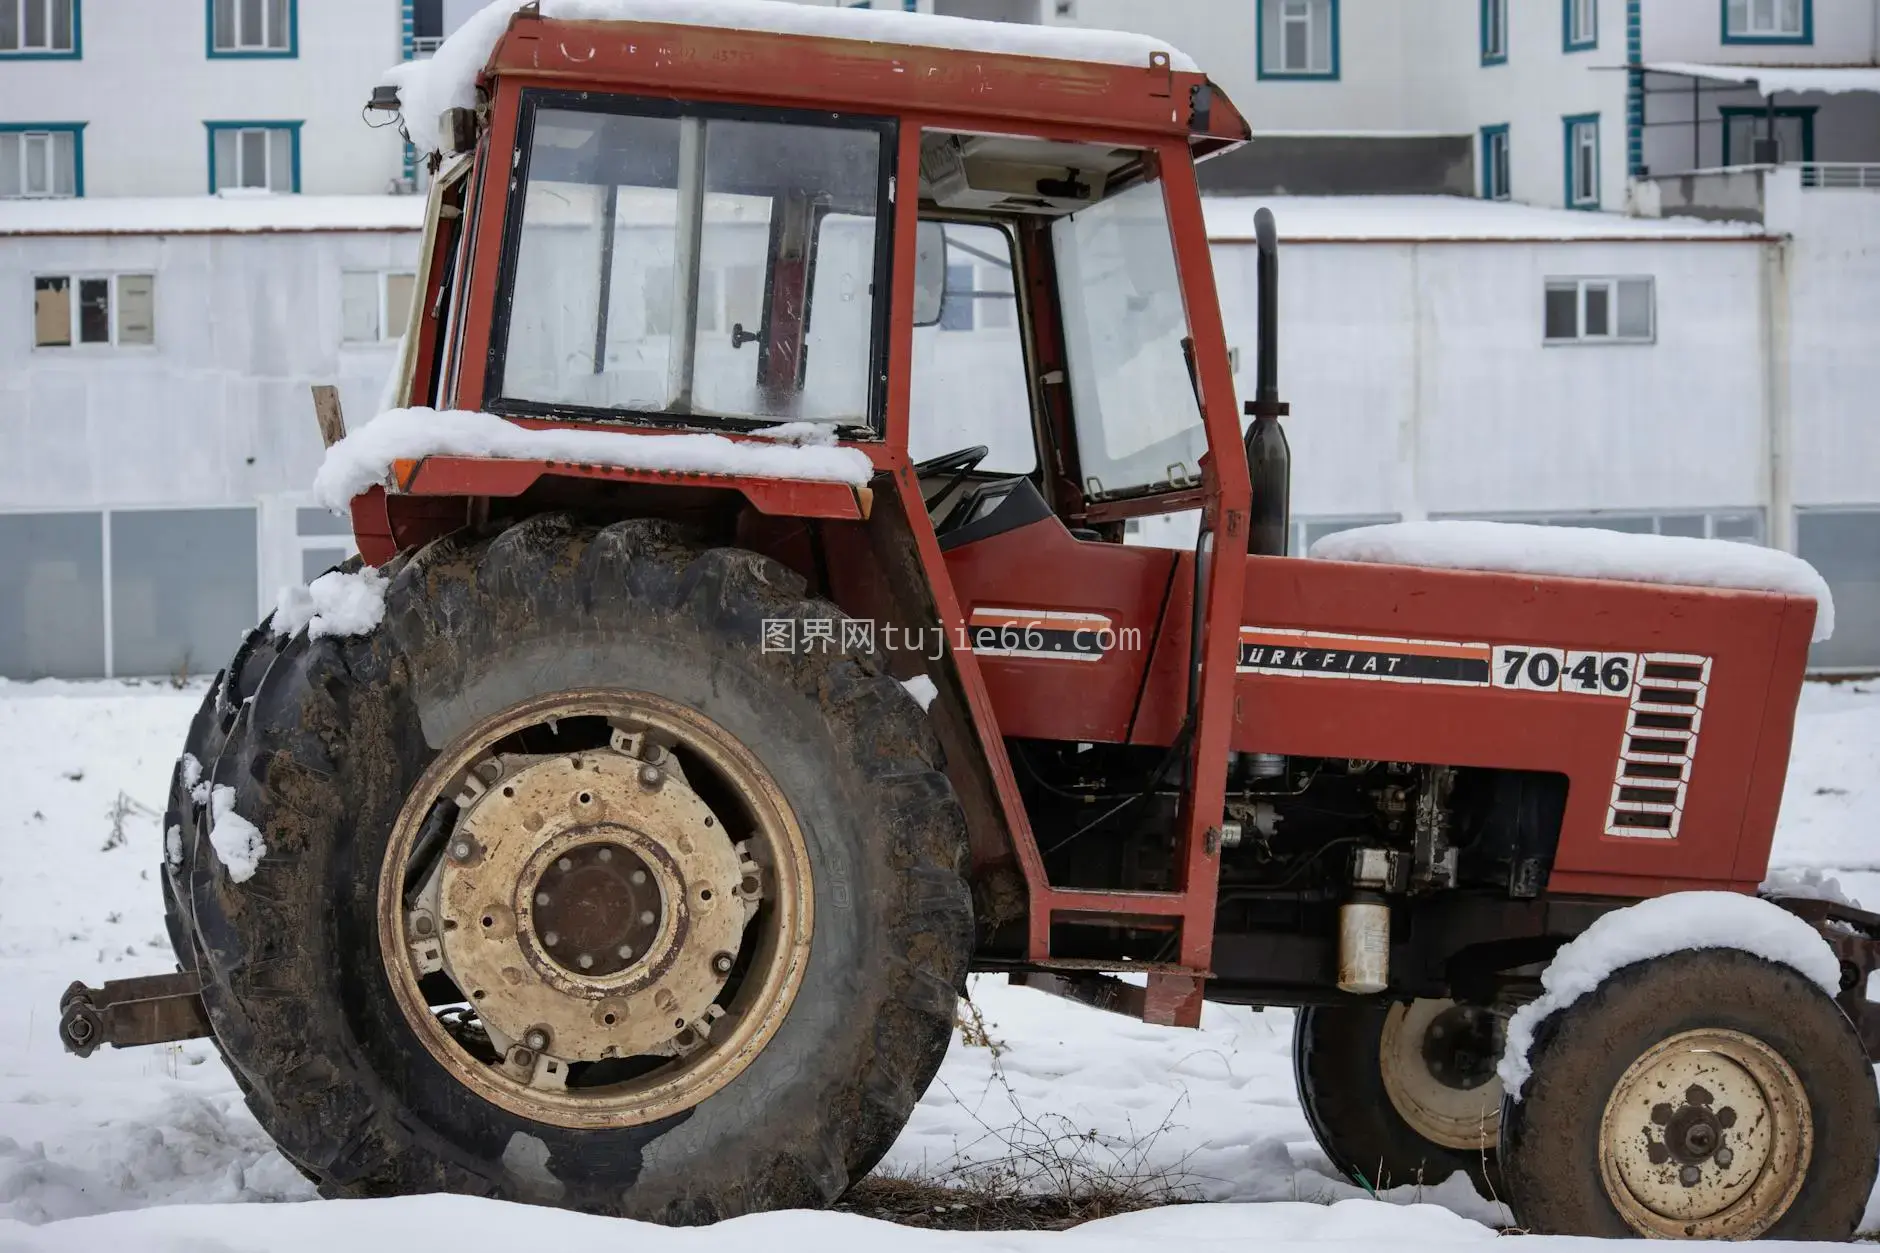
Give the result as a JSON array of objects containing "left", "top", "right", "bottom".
[
  {"left": 1598, "top": 1028, "right": 1811, "bottom": 1238},
  {"left": 1378, "top": 999, "right": 1505, "bottom": 1151},
  {"left": 432, "top": 748, "right": 757, "bottom": 1070}
]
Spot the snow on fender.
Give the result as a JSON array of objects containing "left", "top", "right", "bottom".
[{"left": 1498, "top": 891, "right": 1841, "bottom": 1099}]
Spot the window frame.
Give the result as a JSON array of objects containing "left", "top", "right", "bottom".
[
  {"left": 1481, "top": 0, "right": 1508, "bottom": 65},
  {"left": 1542, "top": 275, "right": 1655, "bottom": 346},
  {"left": 31, "top": 271, "right": 157, "bottom": 350},
  {"left": 1563, "top": 0, "right": 1597, "bottom": 50},
  {"left": 341, "top": 269, "right": 418, "bottom": 344},
  {"left": 482, "top": 88, "right": 900, "bottom": 439},
  {"left": 204, "top": 120, "right": 302, "bottom": 194},
  {"left": 1722, "top": 0, "right": 1812, "bottom": 44},
  {"left": 0, "top": 122, "right": 84, "bottom": 198},
  {"left": 1719, "top": 104, "right": 1817, "bottom": 165},
  {"left": 1562, "top": 112, "right": 1600, "bottom": 209},
  {"left": 205, "top": 0, "right": 297, "bottom": 58},
  {"left": 1257, "top": 0, "right": 1340, "bottom": 81},
  {"left": 1480, "top": 123, "right": 1511, "bottom": 200},
  {"left": 0, "top": 0, "right": 80, "bottom": 58}
]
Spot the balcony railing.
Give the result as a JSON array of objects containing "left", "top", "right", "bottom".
[
  {"left": 413, "top": 34, "right": 444, "bottom": 57},
  {"left": 1799, "top": 163, "right": 1880, "bottom": 190}
]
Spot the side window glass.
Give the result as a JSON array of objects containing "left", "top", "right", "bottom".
[{"left": 908, "top": 221, "right": 1036, "bottom": 474}]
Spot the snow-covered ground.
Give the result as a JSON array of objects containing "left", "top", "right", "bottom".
[{"left": 0, "top": 679, "right": 1875, "bottom": 1250}]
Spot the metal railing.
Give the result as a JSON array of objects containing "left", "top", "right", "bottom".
[
  {"left": 413, "top": 34, "right": 444, "bottom": 57},
  {"left": 1799, "top": 163, "right": 1880, "bottom": 190}
]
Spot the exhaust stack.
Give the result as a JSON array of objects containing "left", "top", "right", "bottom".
[{"left": 1244, "top": 207, "right": 1291, "bottom": 557}]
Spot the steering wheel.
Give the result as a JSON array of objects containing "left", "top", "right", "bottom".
[{"left": 913, "top": 445, "right": 990, "bottom": 513}]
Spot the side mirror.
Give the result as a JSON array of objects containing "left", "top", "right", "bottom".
[{"left": 913, "top": 220, "right": 948, "bottom": 327}]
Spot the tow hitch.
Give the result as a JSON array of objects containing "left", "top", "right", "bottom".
[{"left": 58, "top": 972, "right": 212, "bottom": 1057}]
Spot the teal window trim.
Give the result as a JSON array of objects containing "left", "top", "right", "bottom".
[
  {"left": 1481, "top": 0, "right": 1507, "bottom": 65},
  {"left": 1721, "top": 0, "right": 1812, "bottom": 43},
  {"left": 0, "top": 121, "right": 85, "bottom": 196},
  {"left": 1480, "top": 123, "right": 1510, "bottom": 200},
  {"left": 0, "top": 0, "right": 82, "bottom": 59},
  {"left": 1719, "top": 105, "right": 1817, "bottom": 164},
  {"left": 1562, "top": 0, "right": 1597, "bottom": 50},
  {"left": 1563, "top": 112, "right": 1600, "bottom": 209},
  {"left": 1256, "top": 0, "right": 1341, "bottom": 81},
  {"left": 205, "top": 0, "right": 298, "bottom": 58},
  {"left": 204, "top": 120, "right": 302, "bottom": 193}
]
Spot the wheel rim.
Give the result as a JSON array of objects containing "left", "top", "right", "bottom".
[
  {"left": 379, "top": 691, "right": 813, "bottom": 1129},
  {"left": 1597, "top": 1028, "right": 1812, "bottom": 1239},
  {"left": 1378, "top": 999, "right": 1504, "bottom": 1151}
]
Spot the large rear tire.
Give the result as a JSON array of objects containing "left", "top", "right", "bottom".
[
  {"left": 1499, "top": 948, "right": 1878, "bottom": 1239},
  {"left": 1294, "top": 1000, "right": 1503, "bottom": 1195},
  {"left": 174, "top": 516, "right": 972, "bottom": 1220}
]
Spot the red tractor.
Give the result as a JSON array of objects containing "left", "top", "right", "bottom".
[{"left": 59, "top": 4, "right": 1880, "bottom": 1238}]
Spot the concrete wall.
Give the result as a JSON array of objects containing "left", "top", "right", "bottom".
[
  {"left": 0, "top": 0, "right": 408, "bottom": 197},
  {"left": 1641, "top": 0, "right": 1880, "bottom": 65}
]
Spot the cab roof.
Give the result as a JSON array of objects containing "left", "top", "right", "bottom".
[{"left": 385, "top": 0, "right": 1244, "bottom": 157}]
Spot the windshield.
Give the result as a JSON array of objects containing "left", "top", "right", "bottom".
[
  {"left": 491, "top": 97, "right": 890, "bottom": 432},
  {"left": 1053, "top": 179, "right": 1205, "bottom": 500}
]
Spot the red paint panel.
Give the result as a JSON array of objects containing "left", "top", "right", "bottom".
[
  {"left": 396, "top": 455, "right": 866, "bottom": 520},
  {"left": 943, "top": 516, "right": 1175, "bottom": 743}
]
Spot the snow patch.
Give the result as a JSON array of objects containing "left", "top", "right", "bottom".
[
  {"left": 900, "top": 675, "right": 939, "bottom": 712},
  {"left": 386, "top": 0, "right": 1195, "bottom": 156},
  {"left": 1311, "top": 520, "right": 1835, "bottom": 642},
  {"left": 179, "top": 754, "right": 201, "bottom": 790},
  {"left": 206, "top": 786, "right": 267, "bottom": 885},
  {"left": 1646, "top": 62, "right": 1880, "bottom": 96},
  {"left": 1760, "top": 866, "right": 1862, "bottom": 908},
  {"left": 274, "top": 569, "right": 388, "bottom": 641},
  {"left": 1498, "top": 892, "right": 1842, "bottom": 1099},
  {"left": 312, "top": 408, "right": 874, "bottom": 510}
]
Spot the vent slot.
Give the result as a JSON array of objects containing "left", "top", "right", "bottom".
[
  {"left": 1622, "top": 760, "right": 1686, "bottom": 780},
  {"left": 1610, "top": 809, "right": 1675, "bottom": 831},
  {"left": 1642, "top": 662, "right": 1705, "bottom": 683},
  {"left": 1618, "top": 785, "right": 1683, "bottom": 805},
  {"left": 1638, "top": 686, "right": 1698, "bottom": 706},
  {"left": 1628, "top": 736, "right": 1690, "bottom": 756},
  {"left": 1632, "top": 711, "right": 1695, "bottom": 732}
]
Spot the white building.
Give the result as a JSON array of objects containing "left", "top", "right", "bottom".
[{"left": 0, "top": 0, "right": 1876, "bottom": 675}]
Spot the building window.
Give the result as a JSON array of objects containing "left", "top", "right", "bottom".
[
  {"left": 208, "top": 0, "right": 295, "bottom": 56},
  {"left": 1481, "top": 0, "right": 1507, "bottom": 63},
  {"left": 1721, "top": 106, "right": 1816, "bottom": 164},
  {"left": 1564, "top": 0, "right": 1596, "bottom": 49},
  {"left": 1259, "top": 0, "right": 1338, "bottom": 79},
  {"left": 412, "top": 0, "right": 443, "bottom": 55},
  {"left": 342, "top": 271, "right": 417, "bottom": 343},
  {"left": 1481, "top": 124, "right": 1510, "bottom": 200},
  {"left": 1563, "top": 113, "right": 1599, "bottom": 208},
  {"left": 1723, "top": 0, "right": 1810, "bottom": 43},
  {"left": 296, "top": 507, "right": 358, "bottom": 584},
  {"left": 206, "top": 121, "right": 300, "bottom": 193},
  {"left": 0, "top": 124, "right": 82, "bottom": 198},
  {"left": 1544, "top": 276, "right": 1653, "bottom": 344},
  {"left": 33, "top": 273, "right": 155, "bottom": 348},
  {"left": 1797, "top": 508, "right": 1880, "bottom": 671},
  {"left": 0, "top": 0, "right": 78, "bottom": 56}
]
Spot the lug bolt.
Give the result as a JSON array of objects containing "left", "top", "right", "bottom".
[
  {"left": 523, "top": 1028, "right": 549, "bottom": 1051},
  {"left": 598, "top": 848, "right": 612, "bottom": 862},
  {"left": 535, "top": 892, "right": 550, "bottom": 907},
  {"left": 450, "top": 840, "right": 474, "bottom": 860},
  {"left": 639, "top": 910, "right": 655, "bottom": 925},
  {"left": 577, "top": 953, "right": 594, "bottom": 969},
  {"left": 1715, "top": 1147, "right": 1734, "bottom": 1169},
  {"left": 631, "top": 870, "right": 647, "bottom": 886},
  {"left": 544, "top": 930, "right": 560, "bottom": 946},
  {"left": 617, "top": 944, "right": 634, "bottom": 960},
  {"left": 412, "top": 914, "right": 435, "bottom": 936},
  {"left": 639, "top": 764, "right": 662, "bottom": 789},
  {"left": 712, "top": 952, "right": 735, "bottom": 975},
  {"left": 558, "top": 857, "right": 573, "bottom": 872},
  {"left": 1679, "top": 1165, "right": 1702, "bottom": 1187},
  {"left": 512, "top": 1047, "right": 535, "bottom": 1067}
]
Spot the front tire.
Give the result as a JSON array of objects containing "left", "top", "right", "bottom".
[
  {"left": 1500, "top": 948, "right": 1878, "bottom": 1239},
  {"left": 177, "top": 516, "right": 972, "bottom": 1220}
]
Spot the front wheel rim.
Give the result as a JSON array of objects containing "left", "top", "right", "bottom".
[
  {"left": 379, "top": 691, "right": 813, "bottom": 1129},
  {"left": 1597, "top": 1027, "right": 1812, "bottom": 1238},
  {"left": 1378, "top": 999, "right": 1504, "bottom": 1151}
]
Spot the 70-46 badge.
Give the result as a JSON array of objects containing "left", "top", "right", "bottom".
[{"left": 1494, "top": 646, "right": 1634, "bottom": 697}]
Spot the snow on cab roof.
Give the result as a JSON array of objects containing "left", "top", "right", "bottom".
[
  {"left": 384, "top": 0, "right": 1198, "bottom": 156},
  {"left": 0, "top": 193, "right": 424, "bottom": 237},
  {"left": 1204, "top": 195, "right": 1771, "bottom": 243},
  {"left": 1646, "top": 61, "right": 1880, "bottom": 95}
]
